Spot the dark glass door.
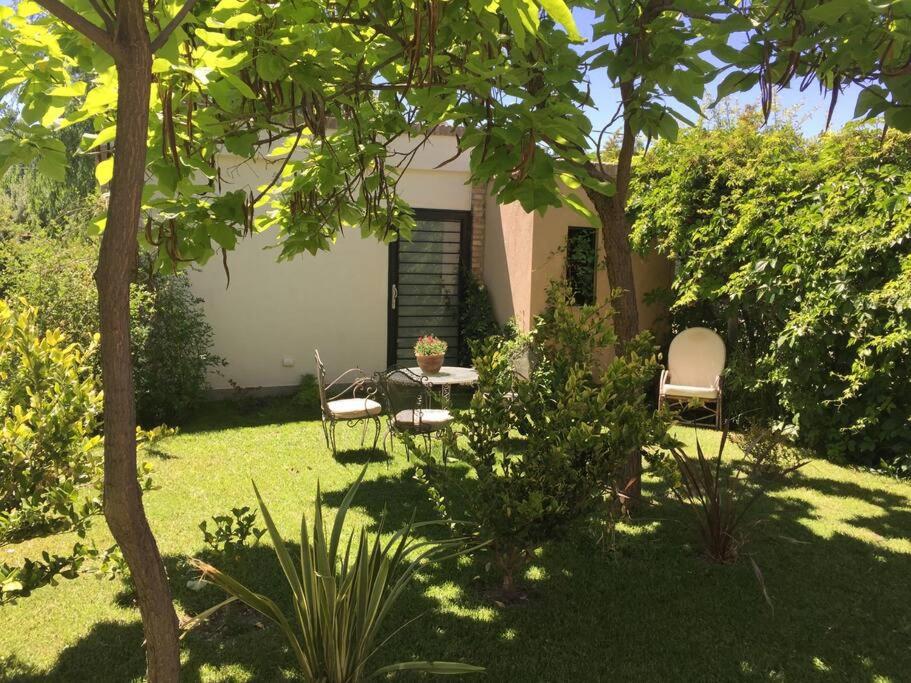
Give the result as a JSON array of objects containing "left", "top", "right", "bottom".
[{"left": 388, "top": 210, "right": 471, "bottom": 367}]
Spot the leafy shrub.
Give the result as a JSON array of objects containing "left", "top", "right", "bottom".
[
  {"left": 294, "top": 373, "right": 321, "bottom": 413},
  {"left": 189, "top": 468, "right": 482, "bottom": 680},
  {"left": 199, "top": 506, "right": 265, "bottom": 555},
  {"left": 459, "top": 269, "right": 501, "bottom": 364},
  {"left": 421, "top": 283, "right": 668, "bottom": 596},
  {"left": 0, "top": 300, "right": 103, "bottom": 542},
  {"left": 1, "top": 549, "right": 86, "bottom": 603},
  {"left": 133, "top": 274, "right": 224, "bottom": 425},
  {"left": 661, "top": 431, "right": 805, "bottom": 563},
  {"left": 631, "top": 110, "right": 911, "bottom": 468},
  {"left": 0, "top": 225, "right": 223, "bottom": 426},
  {"left": 0, "top": 221, "right": 100, "bottom": 346}
]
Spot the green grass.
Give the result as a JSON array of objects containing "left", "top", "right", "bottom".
[{"left": 2, "top": 397, "right": 910, "bottom": 682}]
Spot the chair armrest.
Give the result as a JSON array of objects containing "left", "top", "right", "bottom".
[
  {"left": 659, "top": 369, "right": 669, "bottom": 394},
  {"left": 713, "top": 375, "right": 723, "bottom": 393}
]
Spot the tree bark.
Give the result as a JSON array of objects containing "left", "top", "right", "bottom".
[
  {"left": 96, "top": 3, "right": 181, "bottom": 679},
  {"left": 585, "top": 188, "right": 640, "bottom": 344},
  {"left": 584, "top": 81, "right": 643, "bottom": 503}
]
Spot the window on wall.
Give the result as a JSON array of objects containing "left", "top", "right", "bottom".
[{"left": 566, "top": 226, "right": 597, "bottom": 306}]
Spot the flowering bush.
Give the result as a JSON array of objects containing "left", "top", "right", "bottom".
[{"left": 414, "top": 334, "right": 447, "bottom": 356}]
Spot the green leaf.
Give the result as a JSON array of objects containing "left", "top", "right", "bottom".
[
  {"left": 804, "top": 0, "right": 861, "bottom": 24},
  {"left": 37, "top": 153, "right": 65, "bottom": 181},
  {"left": 222, "top": 12, "right": 259, "bottom": 29},
  {"left": 95, "top": 157, "right": 114, "bottom": 186},
  {"left": 538, "top": 0, "right": 583, "bottom": 41},
  {"left": 853, "top": 85, "right": 890, "bottom": 120},
  {"left": 713, "top": 71, "right": 760, "bottom": 104},
  {"left": 208, "top": 221, "right": 237, "bottom": 249},
  {"left": 255, "top": 53, "right": 285, "bottom": 82}
]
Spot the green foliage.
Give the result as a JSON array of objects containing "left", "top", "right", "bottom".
[
  {"left": 133, "top": 273, "right": 224, "bottom": 426},
  {"left": 0, "top": 112, "right": 97, "bottom": 233},
  {"left": 199, "top": 506, "right": 265, "bottom": 555},
  {"left": 294, "top": 374, "right": 321, "bottom": 414},
  {"left": 422, "top": 282, "right": 668, "bottom": 595},
  {"left": 0, "top": 219, "right": 100, "bottom": 345},
  {"left": 0, "top": 299, "right": 105, "bottom": 603},
  {"left": 0, "top": 299, "right": 103, "bottom": 543},
  {"left": 189, "top": 467, "right": 482, "bottom": 681},
  {"left": 0, "top": 225, "right": 223, "bottom": 426},
  {"left": 1, "top": 548, "right": 86, "bottom": 604},
  {"left": 631, "top": 111, "right": 911, "bottom": 468},
  {"left": 658, "top": 431, "right": 805, "bottom": 564},
  {"left": 459, "top": 269, "right": 501, "bottom": 364},
  {"left": 0, "top": 0, "right": 583, "bottom": 272}
]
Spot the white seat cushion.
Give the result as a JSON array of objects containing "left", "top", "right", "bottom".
[
  {"left": 662, "top": 383, "right": 718, "bottom": 400},
  {"left": 327, "top": 398, "right": 382, "bottom": 419},
  {"left": 394, "top": 409, "right": 453, "bottom": 429}
]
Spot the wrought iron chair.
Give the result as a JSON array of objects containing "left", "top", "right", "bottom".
[
  {"left": 658, "top": 327, "right": 726, "bottom": 429},
  {"left": 374, "top": 367, "right": 454, "bottom": 460},
  {"left": 314, "top": 350, "right": 382, "bottom": 456}
]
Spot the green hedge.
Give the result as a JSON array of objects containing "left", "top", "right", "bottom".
[
  {"left": 630, "top": 110, "right": 911, "bottom": 469},
  {"left": 0, "top": 220, "right": 222, "bottom": 426}
]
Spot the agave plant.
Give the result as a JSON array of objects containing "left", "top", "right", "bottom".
[{"left": 188, "top": 466, "right": 483, "bottom": 681}]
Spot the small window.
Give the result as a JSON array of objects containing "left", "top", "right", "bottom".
[{"left": 566, "top": 226, "right": 597, "bottom": 306}]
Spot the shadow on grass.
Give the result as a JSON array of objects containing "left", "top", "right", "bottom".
[
  {"left": 333, "top": 446, "right": 392, "bottom": 466},
  {"left": 9, "top": 459, "right": 911, "bottom": 682},
  {"left": 176, "top": 396, "right": 319, "bottom": 436}
]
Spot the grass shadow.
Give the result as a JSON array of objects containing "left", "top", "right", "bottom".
[
  {"left": 9, "top": 446, "right": 911, "bottom": 681},
  {"left": 177, "top": 396, "right": 317, "bottom": 436}
]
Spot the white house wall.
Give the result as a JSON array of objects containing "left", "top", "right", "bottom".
[{"left": 188, "top": 134, "right": 472, "bottom": 392}]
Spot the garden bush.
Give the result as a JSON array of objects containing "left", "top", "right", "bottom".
[
  {"left": 657, "top": 429, "right": 806, "bottom": 564},
  {"left": 420, "top": 282, "right": 668, "bottom": 597},
  {"left": 0, "top": 224, "right": 222, "bottom": 426},
  {"left": 458, "top": 269, "right": 501, "bottom": 364},
  {"left": 133, "top": 272, "right": 224, "bottom": 425},
  {"left": 0, "top": 299, "right": 103, "bottom": 543},
  {"left": 0, "top": 299, "right": 165, "bottom": 601},
  {"left": 631, "top": 109, "right": 911, "bottom": 468}
]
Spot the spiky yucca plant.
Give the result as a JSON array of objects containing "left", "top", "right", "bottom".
[{"left": 189, "top": 467, "right": 483, "bottom": 681}]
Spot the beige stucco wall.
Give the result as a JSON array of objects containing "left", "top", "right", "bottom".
[
  {"left": 483, "top": 196, "right": 536, "bottom": 330},
  {"left": 189, "top": 134, "right": 472, "bottom": 390},
  {"left": 483, "top": 189, "right": 672, "bottom": 339}
]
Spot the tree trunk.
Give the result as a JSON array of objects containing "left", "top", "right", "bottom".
[
  {"left": 96, "top": 5, "right": 181, "bottom": 680},
  {"left": 584, "top": 96, "right": 643, "bottom": 504},
  {"left": 585, "top": 188, "right": 640, "bottom": 345}
]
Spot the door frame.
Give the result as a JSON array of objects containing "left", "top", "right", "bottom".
[{"left": 387, "top": 208, "right": 473, "bottom": 368}]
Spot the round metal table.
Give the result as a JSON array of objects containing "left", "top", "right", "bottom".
[{"left": 398, "top": 366, "right": 479, "bottom": 402}]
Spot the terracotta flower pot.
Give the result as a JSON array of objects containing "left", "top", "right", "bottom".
[{"left": 415, "top": 353, "right": 445, "bottom": 374}]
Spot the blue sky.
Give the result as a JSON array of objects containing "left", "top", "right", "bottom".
[{"left": 572, "top": 9, "right": 859, "bottom": 138}]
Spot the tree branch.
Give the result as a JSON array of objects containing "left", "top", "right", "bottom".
[
  {"left": 150, "top": 0, "right": 200, "bottom": 52},
  {"left": 86, "top": 0, "right": 114, "bottom": 32},
  {"left": 34, "top": 0, "right": 115, "bottom": 55}
]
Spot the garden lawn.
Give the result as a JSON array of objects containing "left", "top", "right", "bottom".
[{"left": 2, "top": 398, "right": 910, "bottom": 682}]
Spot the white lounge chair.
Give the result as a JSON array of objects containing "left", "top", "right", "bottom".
[{"left": 658, "top": 327, "right": 726, "bottom": 429}]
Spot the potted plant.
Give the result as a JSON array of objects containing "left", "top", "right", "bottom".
[{"left": 414, "top": 334, "right": 447, "bottom": 373}]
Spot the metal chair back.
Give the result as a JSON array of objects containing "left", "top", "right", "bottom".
[
  {"left": 375, "top": 367, "right": 435, "bottom": 420},
  {"left": 314, "top": 349, "right": 330, "bottom": 416}
]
